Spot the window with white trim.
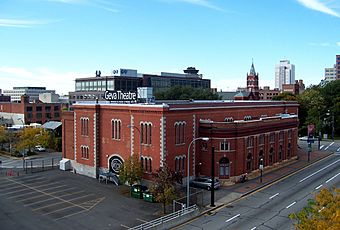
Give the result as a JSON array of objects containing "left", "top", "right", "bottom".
[
  {"left": 247, "top": 136, "right": 254, "bottom": 147},
  {"left": 175, "top": 122, "right": 186, "bottom": 145},
  {"left": 80, "top": 117, "right": 89, "bottom": 136},
  {"left": 81, "top": 145, "right": 89, "bottom": 159},
  {"left": 224, "top": 117, "right": 234, "bottom": 122},
  {"left": 220, "top": 141, "right": 230, "bottom": 151},
  {"left": 141, "top": 156, "right": 152, "bottom": 173},
  {"left": 111, "top": 119, "right": 121, "bottom": 140},
  {"left": 141, "top": 122, "right": 152, "bottom": 145},
  {"left": 270, "top": 133, "right": 275, "bottom": 143}
]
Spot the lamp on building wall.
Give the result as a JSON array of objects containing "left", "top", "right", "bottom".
[{"left": 187, "top": 137, "right": 209, "bottom": 208}]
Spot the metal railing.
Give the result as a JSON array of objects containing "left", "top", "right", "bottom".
[{"left": 129, "top": 205, "right": 198, "bottom": 230}]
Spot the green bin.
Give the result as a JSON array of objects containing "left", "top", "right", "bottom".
[
  {"left": 143, "top": 192, "right": 155, "bottom": 203},
  {"left": 131, "top": 186, "right": 142, "bottom": 199}
]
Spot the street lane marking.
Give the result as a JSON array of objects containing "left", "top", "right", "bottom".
[
  {"left": 225, "top": 214, "right": 240, "bottom": 222},
  {"left": 286, "top": 201, "right": 296, "bottom": 209},
  {"left": 299, "top": 159, "right": 340, "bottom": 183},
  {"left": 315, "top": 185, "right": 323, "bottom": 190},
  {"left": 326, "top": 172, "right": 340, "bottom": 183},
  {"left": 32, "top": 194, "right": 93, "bottom": 211},
  {"left": 337, "top": 147, "right": 340, "bottom": 152},
  {"left": 269, "top": 193, "right": 279, "bottom": 199},
  {"left": 320, "top": 145, "right": 324, "bottom": 149},
  {"left": 136, "top": 218, "right": 148, "bottom": 223},
  {"left": 324, "top": 142, "right": 334, "bottom": 150},
  {"left": 55, "top": 209, "right": 88, "bottom": 221},
  {"left": 25, "top": 190, "right": 84, "bottom": 207},
  {"left": 250, "top": 227, "right": 257, "bottom": 230},
  {"left": 120, "top": 224, "right": 130, "bottom": 229},
  {"left": 7, "top": 178, "right": 90, "bottom": 210}
]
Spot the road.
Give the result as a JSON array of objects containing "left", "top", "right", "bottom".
[
  {"left": 0, "top": 152, "right": 61, "bottom": 169},
  {"left": 176, "top": 153, "right": 340, "bottom": 230}
]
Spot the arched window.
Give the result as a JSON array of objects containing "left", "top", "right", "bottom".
[{"left": 219, "top": 157, "right": 230, "bottom": 177}]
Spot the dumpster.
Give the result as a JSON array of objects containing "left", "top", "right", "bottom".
[
  {"left": 131, "top": 184, "right": 148, "bottom": 199},
  {"left": 143, "top": 192, "right": 155, "bottom": 203}
]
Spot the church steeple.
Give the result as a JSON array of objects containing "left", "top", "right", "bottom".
[
  {"left": 250, "top": 59, "right": 256, "bottom": 76},
  {"left": 246, "top": 59, "right": 260, "bottom": 100}
]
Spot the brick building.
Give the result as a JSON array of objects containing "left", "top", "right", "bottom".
[
  {"left": 62, "top": 100, "right": 299, "bottom": 183},
  {"left": 0, "top": 95, "right": 62, "bottom": 125}
]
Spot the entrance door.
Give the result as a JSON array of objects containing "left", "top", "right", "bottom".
[{"left": 219, "top": 157, "right": 230, "bottom": 177}]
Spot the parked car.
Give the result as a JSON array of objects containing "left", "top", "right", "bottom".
[
  {"left": 34, "top": 145, "right": 46, "bottom": 152},
  {"left": 189, "top": 177, "right": 220, "bottom": 190}
]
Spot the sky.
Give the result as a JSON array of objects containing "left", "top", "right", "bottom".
[{"left": 1, "top": 0, "right": 340, "bottom": 95}]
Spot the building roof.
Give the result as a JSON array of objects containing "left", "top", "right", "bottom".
[
  {"left": 217, "top": 91, "right": 237, "bottom": 100},
  {"left": 250, "top": 62, "right": 256, "bottom": 76},
  {"left": 42, "top": 121, "right": 62, "bottom": 130},
  {"left": 234, "top": 91, "right": 250, "bottom": 97}
]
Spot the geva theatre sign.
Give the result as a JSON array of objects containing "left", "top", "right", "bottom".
[{"left": 104, "top": 90, "right": 138, "bottom": 102}]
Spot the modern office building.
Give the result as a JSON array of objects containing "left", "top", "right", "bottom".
[
  {"left": 3, "top": 87, "right": 55, "bottom": 102},
  {"left": 275, "top": 60, "right": 295, "bottom": 90},
  {"left": 62, "top": 100, "right": 299, "bottom": 183},
  {"left": 69, "top": 67, "right": 211, "bottom": 104}
]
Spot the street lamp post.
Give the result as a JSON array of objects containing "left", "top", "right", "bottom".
[
  {"left": 187, "top": 137, "right": 209, "bottom": 208},
  {"left": 17, "top": 118, "right": 25, "bottom": 169}
]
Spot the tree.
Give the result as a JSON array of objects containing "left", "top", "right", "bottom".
[
  {"left": 150, "top": 164, "right": 177, "bottom": 214},
  {"left": 289, "top": 187, "right": 340, "bottom": 229},
  {"left": 0, "top": 126, "right": 7, "bottom": 150},
  {"left": 272, "top": 92, "right": 297, "bottom": 101},
  {"left": 297, "top": 87, "right": 325, "bottom": 136},
  {"left": 154, "top": 86, "right": 221, "bottom": 100},
  {"left": 118, "top": 154, "right": 143, "bottom": 186},
  {"left": 15, "top": 127, "right": 49, "bottom": 154}
]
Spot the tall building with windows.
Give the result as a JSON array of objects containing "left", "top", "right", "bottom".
[
  {"left": 246, "top": 61, "right": 260, "bottom": 100},
  {"left": 336, "top": 55, "right": 340, "bottom": 80},
  {"left": 275, "top": 60, "right": 295, "bottom": 90}
]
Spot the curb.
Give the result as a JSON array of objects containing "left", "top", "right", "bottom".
[{"left": 171, "top": 152, "right": 335, "bottom": 229}]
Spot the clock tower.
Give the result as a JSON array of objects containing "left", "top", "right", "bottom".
[{"left": 247, "top": 61, "right": 260, "bottom": 100}]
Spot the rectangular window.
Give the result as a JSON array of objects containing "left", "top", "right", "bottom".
[
  {"left": 259, "top": 134, "right": 264, "bottom": 145},
  {"left": 54, "top": 106, "right": 59, "bottom": 111},
  {"left": 36, "top": 106, "right": 42, "bottom": 112},
  {"left": 26, "top": 107, "right": 32, "bottom": 112},
  {"left": 288, "top": 130, "right": 292, "bottom": 139},
  {"left": 220, "top": 141, "right": 230, "bottom": 151},
  {"left": 141, "top": 122, "right": 152, "bottom": 145},
  {"left": 81, "top": 146, "right": 89, "bottom": 159},
  {"left": 247, "top": 136, "right": 254, "bottom": 147},
  {"left": 36, "top": 113, "right": 42, "bottom": 119},
  {"left": 175, "top": 122, "right": 186, "bottom": 145},
  {"left": 45, "top": 106, "right": 51, "bottom": 112},
  {"left": 81, "top": 118, "right": 89, "bottom": 136},
  {"left": 54, "top": 113, "right": 59, "bottom": 118},
  {"left": 111, "top": 119, "right": 121, "bottom": 140},
  {"left": 270, "top": 133, "right": 275, "bottom": 143}
]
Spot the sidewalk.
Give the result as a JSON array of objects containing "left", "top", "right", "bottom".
[{"left": 214, "top": 148, "right": 333, "bottom": 206}]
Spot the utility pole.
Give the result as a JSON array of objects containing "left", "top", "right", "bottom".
[{"left": 210, "top": 146, "right": 215, "bottom": 207}]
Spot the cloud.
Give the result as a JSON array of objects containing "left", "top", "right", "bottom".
[
  {"left": 296, "top": 0, "right": 340, "bottom": 18},
  {"left": 0, "top": 18, "right": 48, "bottom": 28},
  {"left": 0, "top": 66, "right": 76, "bottom": 95},
  {"left": 337, "top": 42, "right": 340, "bottom": 46},
  {"left": 0, "top": 67, "right": 34, "bottom": 78},
  {"left": 46, "top": 0, "right": 120, "bottom": 13},
  {"left": 161, "top": 0, "right": 224, "bottom": 11}
]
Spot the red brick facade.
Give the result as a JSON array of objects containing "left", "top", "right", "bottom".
[{"left": 62, "top": 101, "right": 299, "bottom": 181}]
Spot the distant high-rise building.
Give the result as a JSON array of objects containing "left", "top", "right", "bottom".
[
  {"left": 336, "top": 55, "right": 340, "bottom": 80},
  {"left": 275, "top": 60, "right": 295, "bottom": 90},
  {"left": 322, "top": 66, "right": 336, "bottom": 85}
]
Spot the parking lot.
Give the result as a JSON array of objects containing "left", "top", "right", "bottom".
[{"left": 0, "top": 170, "right": 162, "bottom": 230}]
